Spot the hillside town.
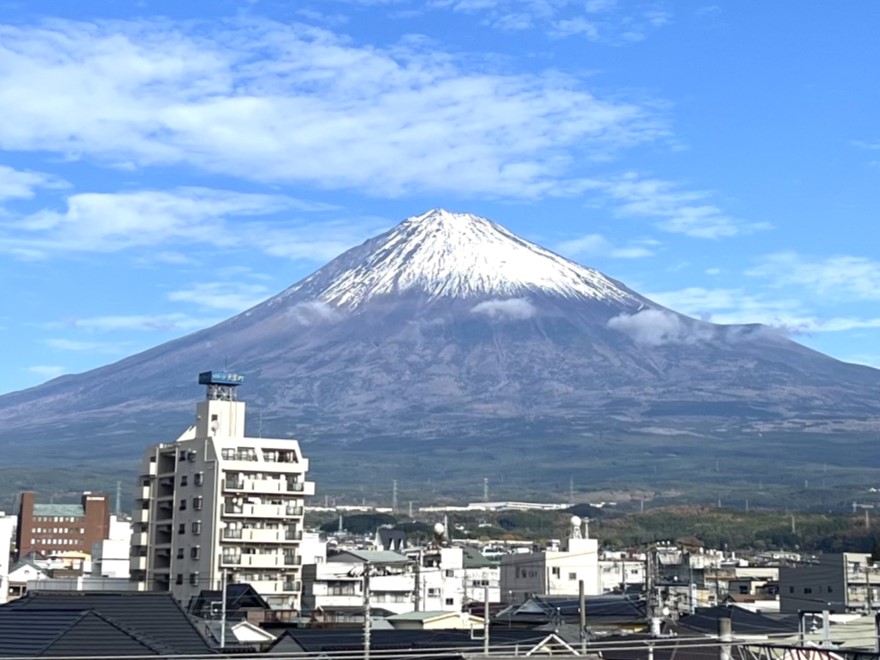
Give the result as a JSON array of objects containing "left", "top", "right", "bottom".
[{"left": 1, "top": 372, "right": 878, "bottom": 658}]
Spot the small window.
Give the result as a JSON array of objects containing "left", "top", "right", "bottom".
[
  {"left": 179, "top": 499, "right": 187, "bottom": 511},
  {"left": 178, "top": 523, "right": 186, "bottom": 534},
  {"left": 804, "top": 587, "right": 812, "bottom": 594},
  {"left": 175, "top": 574, "right": 183, "bottom": 585},
  {"left": 192, "top": 521, "right": 202, "bottom": 535},
  {"left": 193, "top": 496, "right": 203, "bottom": 511},
  {"left": 190, "top": 572, "right": 199, "bottom": 586},
  {"left": 551, "top": 567, "right": 560, "bottom": 577},
  {"left": 187, "top": 450, "right": 197, "bottom": 462},
  {"left": 194, "top": 472, "right": 204, "bottom": 487},
  {"left": 445, "top": 598, "right": 454, "bottom": 606},
  {"left": 827, "top": 586, "right": 833, "bottom": 593},
  {"left": 211, "top": 414, "right": 218, "bottom": 422},
  {"left": 445, "top": 570, "right": 454, "bottom": 577},
  {"left": 180, "top": 475, "right": 188, "bottom": 487},
  {"left": 179, "top": 450, "right": 187, "bottom": 460},
  {"left": 177, "top": 548, "right": 184, "bottom": 559},
  {"left": 191, "top": 546, "right": 201, "bottom": 560},
  {"left": 789, "top": 587, "right": 794, "bottom": 594},
  {"left": 568, "top": 572, "right": 577, "bottom": 581}
]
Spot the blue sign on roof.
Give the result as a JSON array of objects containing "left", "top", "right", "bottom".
[{"left": 198, "top": 371, "right": 245, "bottom": 386}]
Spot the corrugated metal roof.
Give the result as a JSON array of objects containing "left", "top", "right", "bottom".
[
  {"left": 32, "top": 504, "right": 85, "bottom": 518},
  {"left": 331, "top": 550, "right": 411, "bottom": 564}
]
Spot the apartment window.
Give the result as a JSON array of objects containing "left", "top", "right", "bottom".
[
  {"left": 187, "top": 450, "right": 197, "bottom": 462},
  {"left": 194, "top": 472, "right": 204, "bottom": 487},
  {"left": 180, "top": 475, "right": 188, "bottom": 487},
  {"left": 445, "top": 598, "right": 454, "bottom": 606},
  {"left": 804, "top": 587, "right": 813, "bottom": 594},
  {"left": 175, "top": 574, "right": 183, "bottom": 585},
  {"left": 190, "top": 572, "right": 199, "bottom": 586},
  {"left": 191, "top": 546, "right": 201, "bottom": 560},
  {"left": 179, "top": 499, "right": 187, "bottom": 511},
  {"left": 192, "top": 521, "right": 202, "bottom": 535},
  {"left": 551, "top": 567, "right": 560, "bottom": 578},
  {"left": 179, "top": 450, "right": 187, "bottom": 460},
  {"left": 427, "top": 588, "right": 440, "bottom": 597},
  {"left": 193, "top": 496, "right": 203, "bottom": 511},
  {"left": 178, "top": 523, "right": 186, "bottom": 534},
  {"left": 827, "top": 586, "right": 833, "bottom": 593},
  {"left": 568, "top": 572, "right": 577, "bottom": 581},
  {"left": 789, "top": 587, "right": 795, "bottom": 594},
  {"left": 445, "top": 570, "right": 454, "bottom": 577},
  {"left": 177, "top": 549, "right": 184, "bottom": 559}
]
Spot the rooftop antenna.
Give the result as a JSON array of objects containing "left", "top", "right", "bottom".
[
  {"left": 338, "top": 514, "right": 344, "bottom": 533},
  {"left": 392, "top": 480, "right": 398, "bottom": 513},
  {"left": 483, "top": 477, "right": 489, "bottom": 503},
  {"left": 115, "top": 481, "right": 121, "bottom": 517},
  {"left": 569, "top": 477, "right": 574, "bottom": 505}
]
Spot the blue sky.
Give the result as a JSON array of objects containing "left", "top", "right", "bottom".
[{"left": 1, "top": 1, "right": 879, "bottom": 394}]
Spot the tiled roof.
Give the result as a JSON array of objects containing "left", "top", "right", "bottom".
[
  {"left": 387, "top": 610, "right": 464, "bottom": 621},
  {"left": 32, "top": 504, "right": 85, "bottom": 518},
  {"left": 2, "top": 592, "right": 214, "bottom": 655},
  {"left": 677, "top": 606, "right": 800, "bottom": 635},
  {"left": 0, "top": 609, "right": 165, "bottom": 657}
]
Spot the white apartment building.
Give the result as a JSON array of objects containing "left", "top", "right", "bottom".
[
  {"left": 302, "top": 550, "right": 416, "bottom": 618},
  {"left": 410, "top": 545, "right": 500, "bottom": 611},
  {"left": 500, "top": 516, "right": 600, "bottom": 604},
  {"left": 599, "top": 552, "right": 645, "bottom": 593},
  {"left": 129, "top": 371, "right": 315, "bottom": 611},
  {"left": 0, "top": 513, "right": 15, "bottom": 602}
]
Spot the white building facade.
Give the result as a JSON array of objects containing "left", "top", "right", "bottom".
[
  {"left": 500, "top": 516, "right": 600, "bottom": 604},
  {"left": 129, "top": 372, "right": 315, "bottom": 610}
]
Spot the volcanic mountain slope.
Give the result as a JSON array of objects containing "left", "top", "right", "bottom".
[{"left": 1, "top": 209, "right": 879, "bottom": 492}]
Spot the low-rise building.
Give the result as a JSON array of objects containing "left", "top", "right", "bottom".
[
  {"left": 16, "top": 492, "right": 109, "bottom": 558},
  {"left": 500, "top": 516, "right": 600, "bottom": 604},
  {"left": 779, "top": 552, "right": 879, "bottom": 613}
]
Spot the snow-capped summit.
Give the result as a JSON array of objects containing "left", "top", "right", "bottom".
[{"left": 285, "top": 208, "right": 640, "bottom": 309}]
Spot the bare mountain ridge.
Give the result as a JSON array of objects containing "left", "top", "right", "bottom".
[{"left": 1, "top": 209, "right": 879, "bottom": 493}]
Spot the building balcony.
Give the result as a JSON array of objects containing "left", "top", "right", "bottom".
[
  {"left": 222, "top": 553, "right": 284, "bottom": 568},
  {"left": 137, "top": 486, "right": 151, "bottom": 500},
  {"left": 130, "top": 556, "right": 147, "bottom": 571},
  {"left": 131, "top": 532, "right": 148, "bottom": 547},
  {"left": 133, "top": 508, "right": 149, "bottom": 524},
  {"left": 223, "top": 528, "right": 288, "bottom": 544},
  {"left": 286, "top": 504, "right": 304, "bottom": 517}
]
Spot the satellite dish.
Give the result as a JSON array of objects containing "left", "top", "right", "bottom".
[
  {"left": 570, "top": 515, "right": 582, "bottom": 526},
  {"left": 433, "top": 522, "right": 446, "bottom": 536}
]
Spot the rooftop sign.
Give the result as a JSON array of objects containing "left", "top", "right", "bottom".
[{"left": 198, "top": 371, "right": 245, "bottom": 386}]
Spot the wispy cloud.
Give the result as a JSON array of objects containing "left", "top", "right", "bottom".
[
  {"left": 556, "top": 233, "right": 656, "bottom": 259},
  {"left": 56, "top": 313, "right": 218, "bottom": 333},
  {"left": 45, "top": 338, "right": 129, "bottom": 353},
  {"left": 0, "top": 18, "right": 667, "bottom": 198},
  {"left": 0, "top": 165, "right": 63, "bottom": 202},
  {"left": 167, "top": 282, "right": 271, "bottom": 312},
  {"left": 608, "top": 309, "right": 714, "bottom": 345},
  {"left": 748, "top": 252, "right": 880, "bottom": 300},
  {"left": 593, "top": 173, "right": 770, "bottom": 239},
  {"left": 428, "top": 0, "right": 671, "bottom": 43},
  {"left": 851, "top": 139, "right": 880, "bottom": 151},
  {"left": 0, "top": 187, "right": 361, "bottom": 260},
  {"left": 26, "top": 365, "right": 66, "bottom": 379},
  {"left": 647, "top": 285, "right": 880, "bottom": 335}
]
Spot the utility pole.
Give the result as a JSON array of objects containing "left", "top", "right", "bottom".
[
  {"left": 413, "top": 550, "right": 422, "bottom": 612},
  {"left": 579, "top": 579, "right": 587, "bottom": 655},
  {"left": 392, "top": 480, "right": 398, "bottom": 513},
  {"left": 483, "top": 477, "right": 489, "bottom": 503},
  {"left": 219, "top": 567, "right": 227, "bottom": 649},
  {"left": 569, "top": 477, "right": 574, "bottom": 505},
  {"left": 408, "top": 501, "right": 413, "bottom": 518},
  {"left": 483, "top": 586, "right": 490, "bottom": 656},
  {"left": 363, "top": 561, "right": 371, "bottom": 660}
]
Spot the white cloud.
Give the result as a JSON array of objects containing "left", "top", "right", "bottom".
[
  {"left": 0, "top": 165, "right": 62, "bottom": 202},
  {"left": 0, "top": 18, "right": 666, "bottom": 197},
  {"left": 1, "top": 187, "right": 357, "bottom": 259},
  {"left": 748, "top": 252, "right": 880, "bottom": 300},
  {"left": 429, "top": 0, "right": 669, "bottom": 43},
  {"left": 58, "top": 313, "right": 217, "bottom": 332},
  {"left": 556, "top": 232, "right": 655, "bottom": 259},
  {"left": 471, "top": 297, "right": 537, "bottom": 320},
  {"left": 45, "top": 338, "right": 128, "bottom": 353},
  {"left": 168, "top": 282, "right": 271, "bottom": 312},
  {"left": 595, "top": 173, "right": 770, "bottom": 239},
  {"left": 607, "top": 309, "right": 713, "bottom": 345},
  {"left": 285, "top": 301, "right": 343, "bottom": 325},
  {"left": 26, "top": 365, "right": 66, "bottom": 379},
  {"left": 851, "top": 139, "right": 880, "bottom": 151},
  {"left": 646, "top": 285, "right": 880, "bottom": 335}
]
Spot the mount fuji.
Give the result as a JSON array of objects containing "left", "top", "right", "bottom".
[{"left": 2, "top": 209, "right": 879, "bottom": 499}]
